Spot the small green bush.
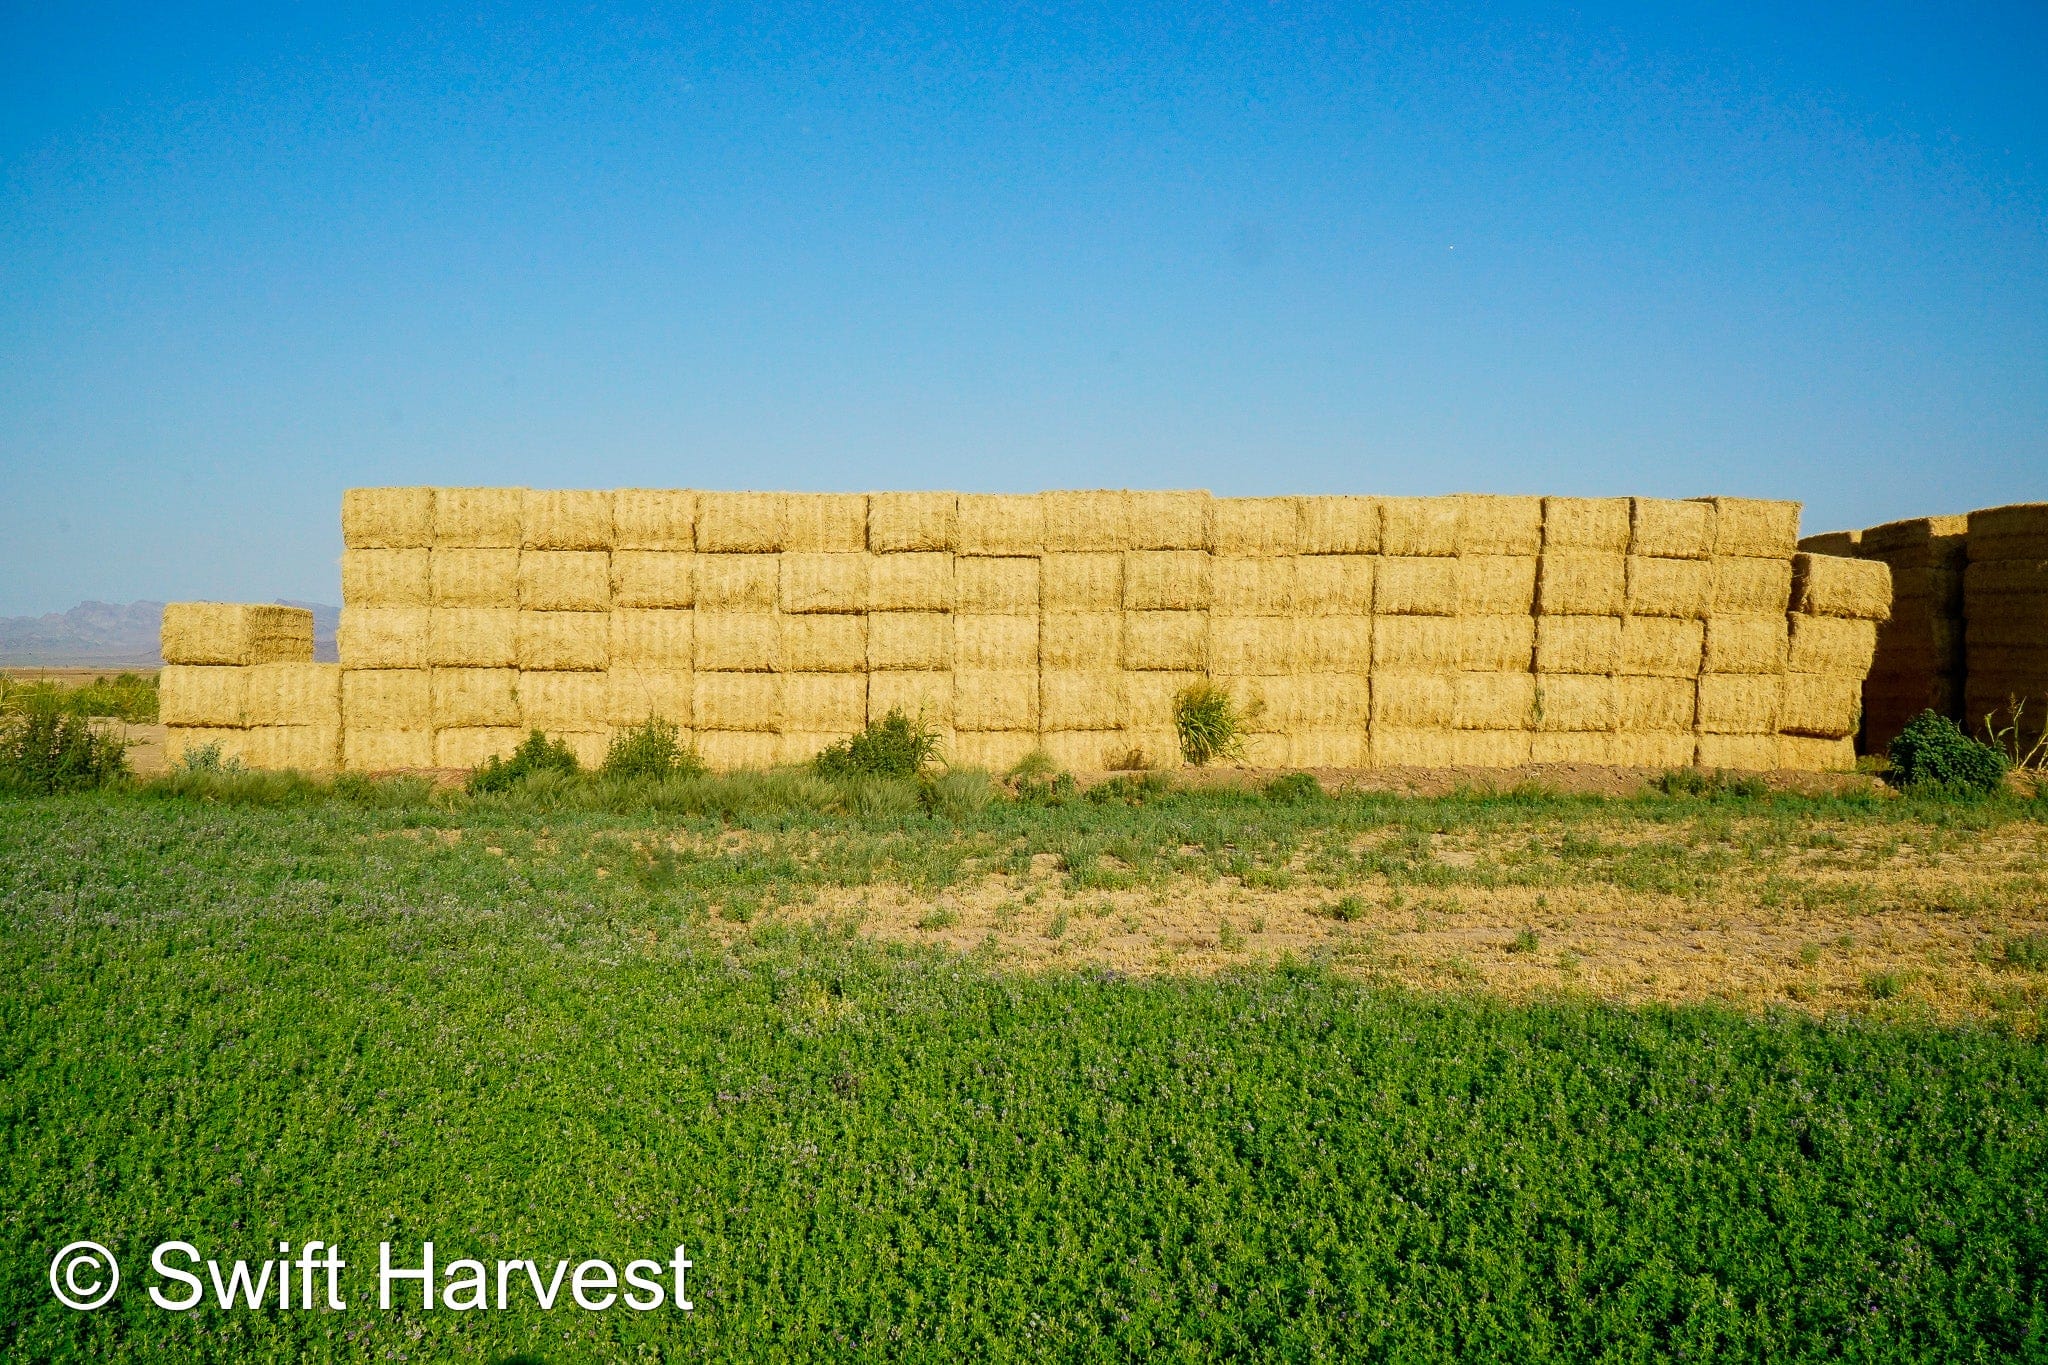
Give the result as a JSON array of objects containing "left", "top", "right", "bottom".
[
  {"left": 1886, "top": 711, "right": 2007, "bottom": 797},
  {"left": 1655, "top": 768, "right": 1767, "bottom": 799},
  {"left": 0, "top": 698, "right": 130, "bottom": 794},
  {"left": 815, "top": 710, "right": 940, "bottom": 780},
  {"left": 1264, "top": 772, "right": 1324, "bottom": 804},
  {"left": 599, "top": 717, "right": 704, "bottom": 783},
  {"left": 1173, "top": 679, "right": 1245, "bottom": 768},
  {"left": 467, "top": 730, "right": 581, "bottom": 795}
]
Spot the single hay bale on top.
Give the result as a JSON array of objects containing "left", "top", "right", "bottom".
[
  {"left": 342, "top": 487, "right": 434, "bottom": 549},
  {"left": 783, "top": 493, "right": 869, "bottom": 553},
  {"left": 518, "top": 551, "right": 611, "bottom": 612},
  {"left": 433, "top": 487, "right": 525, "bottom": 548},
  {"left": 695, "top": 554, "right": 779, "bottom": 611},
  {"left": 1456, "top": 494, "right": 1544, "bottom": 556},
  {"left": 1041, "top": 553, "right": 1126, "bottom": 611},
  {"left": 780, "top": 553, "right": 868, "bottom": 614},
  {"left": 696, "top": 492, "right": 785, "bottom": 553},
  {"left": 1796, "top": 530, "right": 1860, "bottom": 557},
  {"left": 1297, "top": 495, "right": 1380, "bottom": 554},
  {"left": 159, "top": 665, "right": 249, "bottom": 728},
  {"left": 1126, "top": 490, "right": 1212, "bottom": 550},
  {"left": 1374, "top": 557, "right": 1460, "bottom": 616},
  {"left": 696, "top": 613, "right": 779, "bottom": 672},
  {"left": 343, "top": 549, "right": 431, "bottom": 607},
  {"left": 163, "top": 603, "right": 316, "bottom": 666},
  {"left": 867, "top": 612, "right": 952, "bottom": 671},
  {"left": 1698, "top": 497, "right": 1801, "bottom": 559},
  {"left": 428, "top": 608, "right": 517, "bottom": 669},
  {"left": 1039, "top": 491, "right": 1126, "bottom": 552},
  {"left": 341, "top": 668, "right": 430, "bottom": 730},
  {"left": 430, "top": 549, "right": 521, "bottom": 608},
  {"left": 869, "top": 492, "right": 958, "bottom": 552},
  {"left": 781, "top": 615, "right": 866, "bottom": 673},
  {"left": 1535, "top": 616, "right": 1620, "bottom": 674},
  {"left": 430, "top": 667, "right": 521, "bottom": 728},
  {"left": 521, "top": 490, "right": 613, "bottom": 551},
  {"left": 1542, "top": 497, "right": 1632, "bottom": 552},
  {"left": 956, "top": 494, "right": 1045, "bottom": 556},
  {"left": 1123, "top": 551, "right": 1211, "bottom": 611},
  {"left": 870, "top": 552, "right": 955, "bottom": 612},
  {"left": 1379, "top": 497, "right": 1462, "bottom": 557},
  {"left": 338, "top": 606, "right": 429, "bottom": 670},
  {"left": 955, "top": 557, "right": 1039, "bottom": 614},
  {"left": 610, "top": 489, "right": 697, "bottom": 552},
  {"left": 1965, "top": 502, "right": 2048, "bottom": 559},
  {"left": 243, "top": 662, "right": 341, "bottom": 727},
  {"left": 1631, "top": 498, "right": 1716, "bottom": 559},
  {"left": 1535, "top": 552, "right": 1625, "bottom": 616},
  {"left": 1791, "top": 553, "right": 1892, "bottom": 621},
  {"left": 516, "top": 611, "right": 609, "bottom": 671},
  {"left": 1211, "top": 497, "right": 1300, "bottom": 555},
  {"left": 610, "top": 551, "right": 695, "bottom": 609}
]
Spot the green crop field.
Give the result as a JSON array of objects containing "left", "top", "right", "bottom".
[{"left": 4, "top": 784, "right": 2046, "bottom": 1361}]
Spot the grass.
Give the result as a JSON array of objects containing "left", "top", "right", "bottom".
[
  {"left": 0, "top": 672, "right": 159, "bottom": 723},
  {"left": 3, "top": 783, "right": 2048, "bottom": 1359}
]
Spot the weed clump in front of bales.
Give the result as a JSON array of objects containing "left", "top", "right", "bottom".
[
  {"left": 815, "top": 709, "right": 941, "bottom": 780},
  {"left": 0, "top": 694, "right": 129, "bottom": 794},
  {"left": 1173, "top": 679, "right": 1246, "bottom": 767},
  {"left": 1655, "top": 768, "right": 1768, "bottom": 799},
  {"left": 467, "top": 729, "right": 581, "bottom": 795},
  {"left": 1886, "top": 710, "right": 2008, "bottom": 797},
  {"left": 599, "top": 717, "right": 704, "bottom": 783}
]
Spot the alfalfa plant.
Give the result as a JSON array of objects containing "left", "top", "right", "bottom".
[
  {"left": 815, "top": 709, "right": 941, "bottom": 780},
  {"left": 1886, "top": 710, "right": 2007, "bottom": 798},
  {"left": 599, "top": 717, "right": 705, "bottom": 783},
  {"left": 467, "top": 730, "right": 581, "bottom": 795},
  {"left": 0, "top": 694, "right": 130, "bottom": 794},
  {"left": 1173, "top": 679, "right": 1248, "bottom": 768}
]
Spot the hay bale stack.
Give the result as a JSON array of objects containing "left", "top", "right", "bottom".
[
  {"left": 1964, "top": 503, "right": 2048, "bottom": 749},
  {"left": 162, "top": 603, "right": 315, "bottom": 666},
  {"left": 1528, "top": 498, "right": 1628, "bottom": 766},
  {"left": 1129, "top": 490, "right": 1212, "bottom": 550},
  {"left": 342, "top": 488, "right": 434, "bottom": 549},
  {"left": 958, "top": 547, "right": 1040, "bottom": 748},
  {"left": 1776, "top": 555, "right": 1886, "bottom": 771},
  {"left": 340, "top": 665, "right": 433, "bottom": 772}
]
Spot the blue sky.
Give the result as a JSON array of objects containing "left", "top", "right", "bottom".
[{"left": 2, "top": 2, "right": 2043, "bottom": 614}]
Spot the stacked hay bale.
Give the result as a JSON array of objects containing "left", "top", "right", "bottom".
[
  {"left": 161, "top": 603, "right": 328, "bottom": 767},
  {"left": 1291, "top": 495, "right": 1377, "bottom": 768},
  {"left": 865, "top": 492, "right": 957, "bottom": 765},
  {"left": 1964, "top": 503, "right": 2048, "bottom": 752},
  {"left": 1780, "top": 552, "right": 1890, "bottom": 770},
  {"left": 1695, "top": 498, "right": 1802, "bottom": 769},
  {"left": 512, "top": 490, "right": 614, "bottom": 768},
  {"left": 1532, "top": 498, "right": 1632, "bottom": 765},
  {"left": 1444, "top": 495, "right": 1541, "bottom": 766},
  {"left": 691, "top": 492, "right": 783, "bottom": 771},
  {"left": 1207, "top": 497, "right": 1300, "bottom": 768},
  {"left": 1616, "top": 499, "right": 1713, "bottom": 768},
  {"left": 1038, "top": 491, "right": 1131, "bottom": 771},
  {"left": 777, "top": 493, "right": 870, "bottom": 766},
  {"left": 1119, "top": 491, "right": 1211, "bottom": 769},
  {"left": 338, "top": 487, "right": 437, "bottom": 770},
  {"left": 953, "top": 494, "right": 1044, "bottom": 773},
  {"left": 1367, "top": 496, "right": 1461, "bottom": 766},
  {"left": 609, "top": 488, "right": 697, "bottom": 754},
  {"left": 427, "top": 487, "right": 525, "bottom": 769}
]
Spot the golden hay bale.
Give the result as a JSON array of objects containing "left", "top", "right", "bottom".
[
  {"left": 1296, "top": 616, "right": 1373, "bottom": 673},
  {"left": 163, "top": 603, "right": 316, "bottom": 666},
  {"left": 1211, "top": 498, "right": 1301, "bottom": 555},
  {"left": 1963, "top": 560, "right": 2048, "bottom": 598},
  {"left": 1296, "top": 555, "right": 1375, "bottom": 616},
  {"left": 781, "top": 615, "right": 866, "bottom": 672},
  {"left": 518, "top": 671, "right": 608, "bottom": 731},
  {"left": 695, "top": 731, "right": 784, "bottom": 772},
  {"left": 695, "top": 612, "right": 778, "bottom": 672},
  {"left": 1041, "top": 553, "right": 1126, "bottom": 611},
  {"left": 1791, "top": 553, "right": 1892, "bottom": 621},
  {"left": 1618, "top": 617, "right": 1703, "bottom": 678},
  {"left": 779, "top": 553, "right": 868, "bottom": 614},
  {"left": 1696, "top": 674, "right": 1781, "bottom": 734},
  {"left": 165, "top": 726, "right": 249, "bottom": 767},
  {"left": 1124, "top": 611, "right": 1208, "bottom": 671},
  {"left": 1126, "top": 491, "right": 1212, "bottom": 550},
  {"left": 1530, "top": 732, "right": 1614, "bottom": 765},
  {"left": 1457, "top": 494, "right": 1544, "bottom": 556},
  {"left": 432, "top": 727, "right": 522, "bottom": 771},
  {"left": 611, "top": 551, "right": 695, "bottom": 609},
  {"left": 868, "top": 492, "right": 958, "bottom": 552},
  {"left": 1040, "top": 670, "right": 1125, "bottom": 730},
  {"left": 1370, "top": 672, "right": 1455, "bottom": 728},
  {"left": 1965, "top": 502, "right": 2048, "bottom": 545},
  {"left": 693, "top": 672, "right": 781, "bottom": 733},
  {"left": 518, "top": 551, "right": 611, "bottom": 612},
  {"left": 430, "top": 549, "right": 520, "bottom": 608},
  {"left": 1614, "top": 676, "right": 1695, "bottom": 732},
  {"left": 1702, "top": 615, "right": 1788, "bottom": 675},
  {"left": 1287, "top": 729, "right": 1370, "bottom": 768},
  {"left": 695, "top": 553, "right": 779, "bottom": 612},
  {"left": 1371, "top": 616, "right": 1461, "bottom": 671},
  {"left": 955, "top": 613, "right": 1038, "bottom": 669},
  {"left": 870, "top": 670, "right": 953, "bottom": 724},
  {"left": 1042, "top": 612, "right": 1124, "bottom": 670},
  {"left": 1379, "top": 497, "right": 1462, "bottom": 557},
  {"left": 954, "top": 669, "right": 1038, "bottom": 731},
  {"left": 957, "top": 494, "right": 1045, "bottom": 556},
  {"left": 1625, "top": 556, "right": 1710, "bottom": 618},
  {"left": 1450, "top": 729, "right": 1534, "bottom": 766},
  {"left": 1457, "top": 555, "right": 1538, "bottom": 615},
  {"left": 521, "top": 490, "right": 613, "bottom": 551},
  {"left": 1536, "top": 616, "right": 1620, "bottom": 674},
  {"left": 1534, "top": 675, "right": 1614, "bottom": 732},
  {"left": 243, "top": 725, "right": 342, "bottom": 772},
  {"left": 1707, "top": 556, "right": 1793, "bottom": 614},
  {"left": 159, "top": 665, "right": 248, "bottom": 727},
  {"left": 430, "top": 667, "right": 520, "bottom": 728},
  {"left": 1457, "top": 616, "right": 1536, "bottom": 671},
  {"left": 1610, "top": 731, "right": 1696, "bottom": 769},
  {"left": 1294, "top": 675, "right": 1371, "bottom": 728},
  {"left": 342, "top": 487, "right": 434, "bottom": 549},
  {"left": 869, "top": 612, "right": 952, "bottom": 671},
  {"left": 343, "top": 549, "right": 431, "bottom": 607},
  {"left": 1123, "top": 551, "right": 1211, "bottom": 611},
  {"left": 1125, "top": 670, "right": 1202, "bottom": 726},
  {"left": 1630, "top": 498, "right": 1715, "bottom": 559},
  {"left": 605, "top": 668, "right": 693, "bottom": 728},
  {"left": 1797, "top": 531, "right": 1859, "bottom": 557},
  {"left": 1777, "top": 734, "right": 1854, "bottom": 772},
  {"left": 1221, "top": 675, "right": 1294, "bottom": 733},
  {"left": 343, "top": 729, "right": 434, "bottom": 773},
  {"left": 695, "top": 492, "right": 785, "bottom": 553},
  {"left": 1212, "top": 555, "right": 1298, "bottom": 615},
  {"left": 955, "top": 557, "right": 1040, "bottom": 613},
  {"left": 1037, "top": 491, "right": 1125, "bottom": 552},
  {"left": 1374, "top": 557, "right": 1460, "bottom": 615},
  {"left": 1297, "top": 496, "right": 1380, "bottom": 555},
  {"left": 429, "top": 608, "right": 517, "bottom": 668},
  {"left": 1699, "top": 497, "right": 1801, "bottom": 558},
  {"left": 243, "top": 662, "right": 341, "bottom": 727},
  {"left": 517, "top": 611, "right": 609, "bottom": 671},
  {"left": 1367, "top": 727, "right": 1464, "bottom": 768},
  {"left": 1778, "top": 675, "right": 1860, "bottom": 739},
  {"left": 1453, "top": 671, "right": 1535, "bottom": 730},
  {"left": 870, "top": 552, "right": 955, "bottom": 612},
  {"left": 338, "top": 606, "right": 429, "bottom": 669},
  {"left": 1696, "top": 733, "right": 1778, "bottom": 770},
  {"left": 1208, "top": 616, "right": 1294, "bottom": 674},
  {"left": 783, "top": 493, "right": 869, "bottom": 553},
  {"left": 948, "top": 730, "right": 1041, "bottom": 772},
  {"left": 1787, "top": 616, "right": 1877, "bottom": 675},
  {"left": 1542, "top": 497, "right": 1632, "bottom": 552},
  {"left": 1535, "top": 552, "right": 1625, "bottom": 616},
  {"left": 342, "top": 668, "right": 430, "bottom": 730},
  {"left": 1865, "top": 514, "right": 1971, "bottom": 555},
  {"left": 610, "top": 489, "right": 696, "bottom": 552},
  {"left": 434, "top": 488, "right": 525, "bottom": 548},
  {"left": 780, "top": 672, "right": 866, "bottom": 731},
  {"left": 1031, "top": 730, "right": 1123, "bottom": 772}
]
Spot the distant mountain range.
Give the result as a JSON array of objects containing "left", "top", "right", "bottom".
[{"left": 0, "top": 600, "right": 340, "bottom": 667}]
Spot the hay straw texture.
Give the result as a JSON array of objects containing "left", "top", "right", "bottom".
[
  {"left": 1124, "top": 552, "right": 1211, "bottom": 611},
  {"left": 1039, "top": 491, "right": 1125, "bottom": 553},
  {"left": 1779, "top": 675, "right": 1861, "bottom": 739},
  {"left": 1371, "top": 617, "right": 1462, "bottom": 671},
  {"left": 1124, "top": 611, "right": 1208, "bottom": 672},
  {"left": 1709, "top": 557, "right": 1794, "bottom": 614},
  {"left": 696, "top": 493, "right": 785, "bottom": 553},
  {"left": 344, "top": 730, "right": 435, "bottom": 772},
  {"left": 606, "top": 669, "right": 693, "bottom": 728},
  {"left": 342, "top": 669, "right": 430, "bottom": 730},
  {"left": 1701, "top": 498, "right": 1801, "bottom": 559},
  {"left": 429, "top": 609, "right": 517, "bottom": 669},
  {"left": 1697, "top": 675, "right": 1781, "bottom": 734},
  {"left": 434, "top": 488, "right": 524, "bottom": 548},
  {"left": 1964, "top": 561, "right": 2048, "bottom": 598},
  {"left": 517, "top": 612, "right": 609, "bottom": 671},
  {"left": 1703, "top": 615, "right": 1789, "bottom": 675},
  {"left": 784, "top": 494, "right": 869, "bottom": 553},
  {"left": 1457, "top": 556, "right": 1537, "bottom": 615},
  {"left": 163, "top": 603, "right": 316, "bottom": 666},
  {"left": 338, "top": 607, "right": 429, "bottom": 669},
  {"left": 1697, "top": 734, "right": 1779, "bottom": 770},
  {"left": 1456, "top": 496, "right": 1544, "bottom": 556},
  {"left": 1380, "top": 498, "right": 1462, "bottom": 557},
  {"left": 696, "top": 554, "right": 779, "bottom": 611},
  {"left": 780, "top": 553, "right": 868, "bottom": 615},
  {"left": 1042, "top": 612, "right": 1124, "bottom": 670},
  {"left": 697, "top": 613, "right": 779, "bottom": 672},
  {"left": 521, "top": 671, "right": 608, "bottom": 732},
  {"left": 1788, "top": 617, "right": 1877, "bottom": 675},
  {"left": 1295, "top": 617, "right": 1373, "bottom": 673},
  {"left": 781, "top": 615, "right": 866, "bottom": 673},
  {"left": 1454, "top": 672, "right": 1535, "bottom": 730},
  {"left": 951, "top": 730, "right": 1042, "bottom": 772},
  {"left": 1542, "top": 498, "right": 1632, "bottom": 552},
  {"left": 610, "top": 490, "right": 696, "bottom": 552},
  {"left": 1297, "top": 495, "right": 1379, "bottom": 554},
  {"left": 433, "top": 728, "right": 522, "bottom": 771},
  {"left": 869, "top": 492, "right": 958, "bottom": 552},
  {"left": 955, "top": 558, "right": 1039, "bottom": 614},
  {"left": 1618, "top": 618, "right": 1704, "bottom": 678},
  {"left": 696, "top": 732, "right": 785, "bottom": 771},
  {"left": 1209, "top": 617, "right": 1294, "bottom": 674},
  {"left": 1296, "top": 556, "right": 1375, "bottom": 616},
  {"left": 342, "top": 487, "right": 434, "bottom": 549},
  {"left": 1293, "top": 675, "right": 1371, "bottom": 727},
  {"left": 955, "top": 614, "right": 1038, "bottom": 670},
  {"left": 1536, "top": 616, "right": 1620, "bottom": 674},
  {"left": 1536, "top": 553, "right": 1625, "bottom": 616},
  {"left": 609, "top": 610, "right": 694, "bottom": 668},
  {"left": 1212, "top": 556, "right": 1297, "bottom": 616},
  {"left": 957, "top": 495, "right": 1044, "bottom": 556},
  {"left": 1534, "top": 676, "right": 1614, "bottom": 732},
  {"left": 431, "top": 549, "right": 521, "bottom": 608},
  {"left": 1039, "top": 730, "right": 1129, "bottom": 772},
  {"left": 160, "top": 665, "right": 248, "bottom": 727},
  {"left": 1371, "top": 673, "right": 1454, "bottom": 728},
  {"left": 1042, "top": 554, "right": 1126, "bottom": 612},
  {"left": 1791, "top": 554, "right": 1892, "bottom": 621},
  {"left": 1531, "top": 733, "right": 1615, "bottom": 765},
  {"left": 522, "top": 490, "right": 613, "bottom": 551},
  {"left": 1375, "top": 557, "right": 1460, "bottom": 616},
  {"left": 519, "top": 551, "right": 611, "bottom": 611},
  {"left": 1610, "top": 732, "right": 1698, "bottom": 769},
  {"left": 1630, "top": 499, "right": 1715, "bottom": 559},
  {"left": 1797, "top": 531, "right": 1860, "bottom": 557},
  {"left": 1624, "top": 557, "right": 1710, "bottom": 619},
  {"left": 1965, "top": 502, "right": 2048, "bottom": 547},
  {"left": 694, "top": 673, "right": 781, "bottom": 732},
  {"left": 870, "top": 553, "right": 954, "bottom": 612},
  {"left": 611, "top": 552, "right": 695, "bottom": 609},
  {"left": 868, "top": 612, "right": 953, "bottom": 671},
  {"left": 1615, "top": 676, "right": 1694, "bottom": 732},
  {"left": 782, "top": 673, "right": 867, "bottom": 731},
  {"left": 343, "top": 549, "right": 431, "bottom": 607},
  {"left": 246, "top": 726, "right": 343, "bottom": 772},
  {"left": 431, "top": 668, "right": 520, "bottom": 728},
  {"left": 870, "top": 670, "right": 953, "bottom": 725},
  {"left": 954, "top": 670, "right": 1038, "bottom": 731},
  {"left": 1456, "top": 616, "right": 1536, "bottom": 671},
  {"left": 1126, "top": 491, "right": 1212, "bottom": 550},
  {"left": 1290, "top": 730, "right": 1371, "bottom": 768},
  {"left": 243, "top": 663, "right": 341, "bottom": 728},
  {"left": 1212, "top": 498, "right": 1300, "bottom": 555},
  {"left": 1041, "top": 671, "right": 1126, "bottom": 730},
  {"left": 1777, "top": 735, "right": 1853, "bottom": 772}
]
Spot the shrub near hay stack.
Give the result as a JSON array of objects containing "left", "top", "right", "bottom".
[{"left": 1963, "top": 503, "right": 2048, "bottom": 751}]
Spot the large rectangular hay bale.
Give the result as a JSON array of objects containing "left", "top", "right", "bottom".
[
  {"left": 521, "top": 490, "right": 613, "bottom": 551},
  {"left": 869, "top": 492, "right": 957, "bottom": 552},
  {"left": 1123, "top": 551, "right": 1211, "bottom": 611},
  {"left": 1534, "top": 675, "right": 1614, "bottom": 731},
  {"left": 1696, "top": 733, "right": 1778, "bottom": 770},
  {"left": 693, "top": 673, "right": 782, "bottom": 732},
  {"left": 606, "top": 668, "right": 693, "bottom": 728},
  {"left": 1296, "top": 555, "right": 1375, "bottom": 616},
  {"left": 1038, "top": 730, "right": 1128, "bottom": 772},
  {"left": 1375, "top": 557, "right": 1460, "bottom": 615},
  {"left": 1457, "top": 555, "right": 1537, "bottom": 614},
  {"left": 1295, "top": 616, "right": 1373, "bottom": 673},
  {"left": 1127, "top": 491, "right": 1212, "bottom": 550},
  {"left": 517, "top": 611, "right": 608, "bottom": 671},
  {"left": 343, "top": 729, "right": 434, "bottom": 772},
  {"left": 956, "top": 494, "right": 1044, "bottom": 556},
  {"left": 1542, "top": 497, "right": 1632, "bottom": 552},
  {"left": 1963, "top": 559, "right": 2048, "bottom": 598},
  {"left": 1965, "top": 502, "right": 2048, "bottom": 555},
  {"left": 342, "top": 668, "right": 430, "bottom": 730},
  {"left": 1457, "top": 615, "right": 1536, "bottom": 671},
  {"left": 1703, "top": 615, "right": 1789, "bottom": 674},
  {"left": 779, "top": 553, "right": 868, "bottom": 614},
  {"left": 1697, "top": 674, "right": 1782, "bottom": 734},
  {"left": 1379, "top": 497, "right": 1461, "bottom": 556},
  {"left": 781, "top": 615, "right": 865, "bottom": 672},
  {"left": 243, "top": 662, "right": 341, "bottom": 727},
  {"left": 1779, "top": 675, "right": 1860, "bottom": 738},
  {"left": 159, "top": 665, "right": 248, "bottom": 727},
  {"left": 1125, "top": 671, "right": 1203, "bottom": 729},
  {"left": 1631, "top": 498, "right": 1715, "bottom": 559},
  {"left": 1039, "top": 491, "right": 1125, "bottom": 552},
  {"left": 956, "top": 557, "right": 1039, "bottom": 613},
  {"left": 1610, "top": 731, "right": 1696, "bottom": 768},
  {"left": 695, "top": 492, "right": 784, "bottom": 552},
  {"left": 429, "top": 608, "right": 516, "bottom": 668},
  {"left": 245, "top": 725, "right": 343, "bottom": 771},
  {"left": 1042, "top": 612, "right": 1124, "bottom": 669},
  {"left": 955, "top": 613, "right": 1038, "bottom": 669},
  {"left": 868, "top": 612, "right": 952, "bottom": 671},
  {"left": 1041, "top": 553, "right": 1125, "bottom": 611},
  {"left": 1614, "top": 676, "right": 1694, "bottom": 731},
  {"left": 1777, "top": 734, "right": 1854, "bottom": 772},
  {"left": 1297, "top": 495, "right": 1379, "bottom": 554},
  {"left": 696, "top": 612, "right": 778, "bottom": 672},
  {"left": 870, "top": 552, "right": 954, "bottom": 612},
  {"left": 1040, "top": 670, "right": 1124, "bottom": 730},
  {"left": 1797, "top": 531, "right": 1860, "bottom": 557},
  {"left": 430, "top": 667, "right": 520, "bottom": 728},
  {"left": 518, "top": 550, "right": 611, "bottom": 611},
  {"left": 432, "top": 727, "right": 522, "bottom": 771},
  {"left": 342, "top": 487, "right": 434, "bottom": 549},
  {"left": 783, "top": 494, "right": 869, "bottom": 553},
  {"left": 695, "top": 731, "right": 784, "bottom": 771},
  {"left": 1536, "top": 616, "right": 1620, "bottom": 674},
  {"left": 1454, "top": 671, "right": 1535, "bottom": 730},
  {"left": 1208, "top": 616, "right": 1294, "bottom": 673},
  {"left": 1699, "top": 497, "right": 1801, "bottom": 558},
  {"left": 1709, "top": 556, "right": 1794, "bottom": 614},
  {"left": 954, "top": 670, "right": 1038, "bottom": 731},
  {"left": 1124, "top": 611, "right": 1207, "bottom": 671},
  {"left": 1530, "top": 732, "right": 1613, "bottom": 765},
  {"left": 1211, "top": 555, "right": 1297, "bottom": 615},
  {"left": 433, "top": 488, "right": 524, "bottom": 548},
  {"left": 948, "top": 730, "right": 1043, "bottom": 773},
  {"left": 1294, "top": 674, "right": 1371, "bottom": 727},
  {"left": 1371, "top": 616, "right": 1460, "bottom": 671},
  {"left": 610, "top": 551, "right": 695, "bottom": 609},
  {"left": 343, "top": 548, "right": 431, "bottom": 607},
  {"left": 1289, "top": 729, "right": 1371, "bottom": 768},
  {"left": 1368, "top": 726, "right": 1459, "bottom": 768},
  {"left": 695, "top": 553, "right": 778, "bottom": 611},
  {"left": 431, "top": 548, "right": 520, "bottom": 607},
  {"left": 870, "top": 670, "right": 953, "bottom": 724},
  {"left": 1457, "top": 494, "right": 1544, "bottom": 556},
  {"left": 163, "top": 603, "right": 316, "bottom": 666},
  {"left": 1211, "top": 497, "right": 1300, "bottom": 555},
  {"left": 1618, "top": 617, "right": 1703, "bottom": 677},
  {"left": 1370, "top": 672, "right": 1454, "bottom": 728},
  {"left": 611, "top": 489, "right": 696, "bottom": 552},
  {"left": 610, "top": 610, "right": 695, "bottom": 668},
  {"left": 337, "top": 606, "right": 428, "bottom": 669},
  {"left": 1536, "top": 552, "right": 1625, "bottom": 615},
  {"left": 1791, "top": 553, "right": 1892, "bottom": 620},
  {"left": 1625, "top": 556, "right": 1710, "bottom": 618},
  {"left": 1787, "top": 616, "right": 1877, "bottom": 675}
]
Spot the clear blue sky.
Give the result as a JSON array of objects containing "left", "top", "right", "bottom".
[{"left": 2, "top": 2, "right": 2043, "bottom": 614}]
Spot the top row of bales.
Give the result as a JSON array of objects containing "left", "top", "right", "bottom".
[{"left": 344, "top": 487, "right": 1800, "bottom": 559}]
